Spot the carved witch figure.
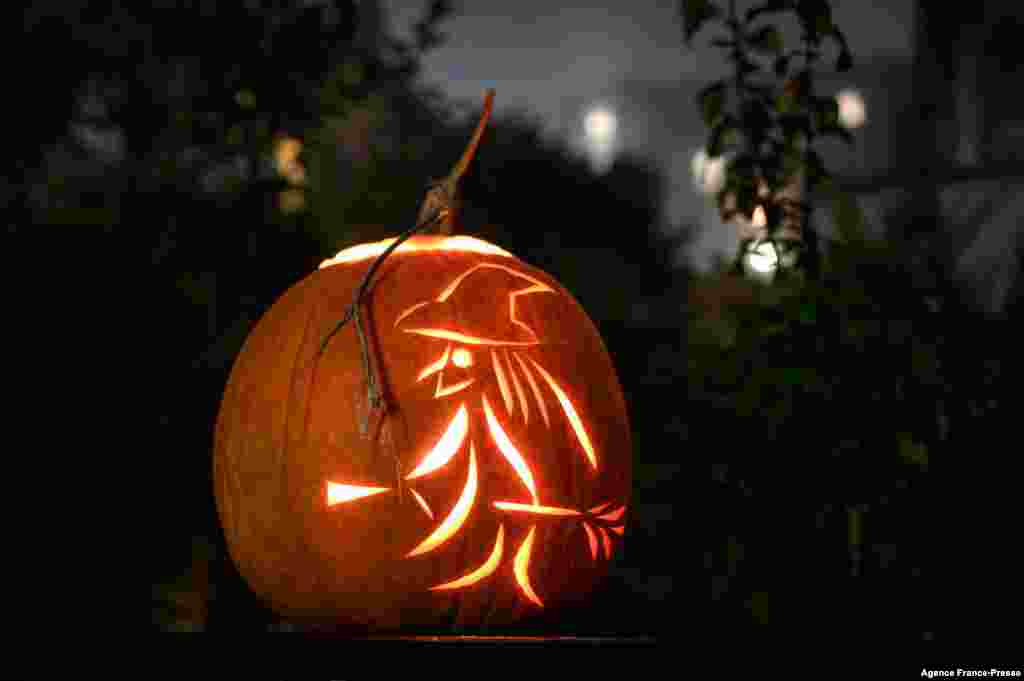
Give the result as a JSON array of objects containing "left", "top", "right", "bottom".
[{"left": 325, "top": 260, "right": 626, "bottom": 607}]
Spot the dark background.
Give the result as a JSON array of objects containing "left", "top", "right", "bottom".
[{"left": 15, "top": 1, "right": 1019, "bottom": 643}]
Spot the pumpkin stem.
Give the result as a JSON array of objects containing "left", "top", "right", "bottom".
[
  {"left": 315, "top": 90, "right": 494, "bottom": 447},
  {"left": 316, "top": 210, "right": 446, "bottom": 436},
  {"left": 416, "top": 88, "right": 495, "bottom": 235}
]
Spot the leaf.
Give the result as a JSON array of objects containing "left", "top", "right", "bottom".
[
  {"left": 681, "top": 0, "right": 723, "bottom": 43},
  {"left": 737, "top": 56, "right": 762, "bottom": 77},
  {"left": 707, "top": 115, "right": 738, "bottom": 156},
  {"left": 830, "top": 26, "right": 853, "bottom": 71},
  {"left": 836, "top": 48, "right": 853, "bottom": 72},
  {"left": 747, "top": 25, "right": 783, "bottom": 54},
  {"left": 780, "top": 366, "right": 815, "bottom": 386},
  {"left": 813, "top": 95, "right": 840, "bottom": 129},
  {"left": 820, "top": 124, "right": 855, "bottom": 146},
  {"left": 698, "top": 80, "right": 728, "bottom": 125},
  {"left": 798, "top": 300, "right": 817, "bottom": 324},
  {"left": 795, "top": 0, "right": 833, "bottom": 43},
  {"left": 778, "top": 113, "right": 811, "bottom": 140},
  {"left": 773, "top": 54, "right": 791, "bottom": 78},
  {"left": 745, "top": 0, "right": 794, "bottom": 23},
  {"left": 740, "top": 99, "right": 772, "bottom": 137},
  {"left": 897, "top": 433, "right": 929, "bottom": 470},
  {"left": 829, "top": 186, "right": 866, "bottom": 244},
  {"left": 803, "top": 149, "right": 828, "bottom": 185},
  {"left": 735, "top": 182, "right": 758, "bottom": 220}
]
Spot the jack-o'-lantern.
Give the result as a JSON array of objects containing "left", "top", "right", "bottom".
[{"left": 213, "top": 91, "right": 632, "bottom": 632}]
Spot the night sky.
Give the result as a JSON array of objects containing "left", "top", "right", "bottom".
[{"left": 382, "top": 0, "right": 915, "bottom": 266}]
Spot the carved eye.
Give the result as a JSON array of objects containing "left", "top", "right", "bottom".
[{"left": 451, "top": 347, "right": 473, "bottom": 368}]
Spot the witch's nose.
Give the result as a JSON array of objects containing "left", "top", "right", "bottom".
[{"left": 419, "top": 344, "right": 475, "bottom": 397}]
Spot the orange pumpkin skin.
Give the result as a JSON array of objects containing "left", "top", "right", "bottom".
[{"left": 214, "top": 235, "right": 632, "bottom": 631}]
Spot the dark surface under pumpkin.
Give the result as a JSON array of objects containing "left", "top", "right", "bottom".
[{"left": 214, "top": 235, "right": 632, "bottom": 632}]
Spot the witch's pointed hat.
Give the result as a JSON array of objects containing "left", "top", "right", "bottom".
[{"left": 395, "top": 263, "right": 556, "bottom": 346}]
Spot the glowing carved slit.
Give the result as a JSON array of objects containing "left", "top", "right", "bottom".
[
  {"left": 513, "top": 526, "right": 543, "bottom": 607},
  {"left": 482, "top": 394, "right": 538, "bottom": 504},
  {"left": 609, "top": 525, "right": 625, "bottom": 536},
  {"left": 418, "top": 345, "right": 450, "bottom": 382},
  {"left": 409, "top": 488, "right": 434, "bottom": 519},
  {"left": 403, "top": 329, "right": 539, "bottom": 346},
  {"left": 491, "top": 350, "right": 515, "bottom": 415},
  {"left": 506, "top": 349, "right": 530, "bottom": 425},
  {"left": 406, "top": 446, "right": 478, "bottom": 557},
  {"left": 436, "top": 264, "right": 555, "bottom": 346},
  {"left": 527, "top": 357, "right": 597, "bottom": 470},
  {"left": 493, "top": 501, "right": 581, "bottom": 517},
  {"left": 589, "top": 501, "right": 613, "bottom": 515},
  {"left": 583, "top": 524, "right": 599, "bottom": 561},
  {"left": 429, "top": 524, "right": 505, "bottom": 591},
  {"left": 394, "top": 301, "right": 431, "bottom": 328},
  {"left": 599, "top": 527, "right": 613, "bottom": 559},
  {"left": 435, "top": 376, "right": 474, "bottom": 397},
  {"left": 597, "top": 505, "right": 626, "bottom": 523},
  {"left": 405, "top": 405, "right": 468, "bottom": 480},
  {"left": 327, "top": 482, "right": 391, "bottom": 506},
  {"left": 321, "top": 237, "right": 514, "bottom": 269},
  {"left": 513, "top": 352, "right": 550, "bottom": 428}
]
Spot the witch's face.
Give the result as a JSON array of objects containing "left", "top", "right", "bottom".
[
  {"left": 414, "top": 342, "right": 477, "bottom": 398},
  {"left": 394, "top": 262, "right": 556, "bottom": 403}
]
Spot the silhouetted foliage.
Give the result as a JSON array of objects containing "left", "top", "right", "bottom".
[{"left": 674, "top": 0, "right": 1021, "bottom": 642}]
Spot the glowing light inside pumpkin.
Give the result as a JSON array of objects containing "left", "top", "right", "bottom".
[
  {"left": 513, "top": 526, "right": 543, "bottom": 607},
  {"left": 491, "top": 350, "right": 516, "bottom": 415},
  {"left": 451, "top": 348, "right": 473, "bottom": 368},
  {"left": 405, "top": 405, "right": 468, "bottom": 481},
  {"left": 482, "top": 394, "right": 539, "bottom": 504},
  {"left": 493, "top": 501, "right": 582, "bottom": 517},
  {"left": 406, "top": 445, "right": 478, "bottom": 557},
  {"left": 402, "top": 328, "right": 540, "bottom": 347},
  {"left": 599, "top": 527, "right": 612, "bottom": 559},
  {"left": 583, "top": 524, "right": 599, "bottom": 561},
  {"left": 319, "top": 236, "right": 514, "bottom": 269},
  {"left": 506, "top": 350, "right": 531, "bottom": 425},
  {"left": 326, "top": 482, "right": 391, "bottom": 506},
  {"left": 410, "top": 488, "right": 434, "bottom": 519},
  {"left": 418, "top": 346, "right": 450, "bottom": 382},
  {"left": 512, "top": 353, "right": 550, "bottom": 427},
  {"left": 527, "top": 357, "right": 597, "bottom": 470},
  {"left": 401, "top": 264, "right": 554, "bottom": 347},
  {"left": 430, "top": 524, "right": 505, "bottom": 591},
  {"left": 597, "top": 505, "right": 626, "bottom": 523},
  {"left": 609, "top": 525, "right": 625, "bottom": 536},
  {"left": 435, "top": 376, "right": 474, "bottom": 397},
  {"left": 395, "top": 301, "right": 431, "bottom": 328}
]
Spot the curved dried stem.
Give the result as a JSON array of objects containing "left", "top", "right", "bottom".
[
  {"left": 417, "top": 89, "right": 495, "bottom": 235},
  {"left": 315, "top": 90, "right": 497, "bottom": 449},
  {"left": 316, "top": 212, "right": 444, "bottom": 434}
]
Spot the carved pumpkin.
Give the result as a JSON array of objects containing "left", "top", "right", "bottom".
[{"left": 214, "top": 235, "right": 632, "bottom": 631}]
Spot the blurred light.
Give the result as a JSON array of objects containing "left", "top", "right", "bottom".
[
  {"left": 743, "top": 240, "right": 778, "bottom": 280},
  {"left": 751, "top": 205, "right": 766, "bottom": 228},
  {"left": 278, "top": 188, "right": 305, "bottom": 214},
  {"left": 583, "top": 106, "right": 617, "bottom": 145},
  {"left": 691, "top": 149, "right": 727, "bottom": 195},
  {"left": 836, "top": 89, "right": 866, "bottom": 129},
  {"left": 581, "top": 104, "right": 618, "bottom": 174},
  {"left": 273, "top": 136, "right": 306, "bottom": 185}
]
